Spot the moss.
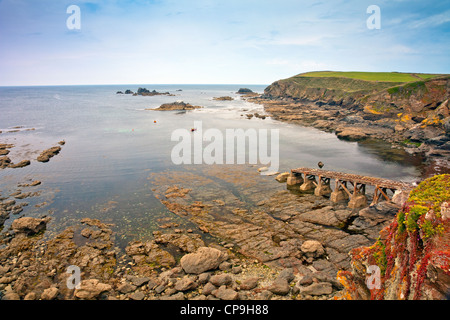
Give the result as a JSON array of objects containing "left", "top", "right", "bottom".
[{"left": 401, "top": 139, "right": 422, "bottom": 148}]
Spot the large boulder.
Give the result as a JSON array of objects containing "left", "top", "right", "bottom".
[
  {"left": 12, "top": 217, "right": 49, "bottom": 235},
  {"left": 74, "top": 279, "right": 112, "bottom": 300},
  {"left": 180, "top": 247, "right": 228, "bottom": 274}
]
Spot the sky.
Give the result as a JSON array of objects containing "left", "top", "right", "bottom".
[{"left": 0, "top": 0, "right": 449, "bottom": 86}]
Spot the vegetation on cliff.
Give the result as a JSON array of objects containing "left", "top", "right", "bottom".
[{"left": 337, "top": 174, "right": 450, "bottom": 300}]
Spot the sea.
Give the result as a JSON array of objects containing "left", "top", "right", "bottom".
[{"left": 0, "top": 84, "right": 424, "bottom": 246}]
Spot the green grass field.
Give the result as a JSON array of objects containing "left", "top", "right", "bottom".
[{"left": 297, "top": 71, "right": 442, "bottom": 83}]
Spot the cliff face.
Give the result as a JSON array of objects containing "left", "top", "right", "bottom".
[
  {"left": 337, "top": 174, "right": 450, "bottom": 300},
  {"left": 265, "top": 74, "right": 450, "bottom": 119},
  {"left": 259, "top": 73, "right": 450, "bottom": 159}
]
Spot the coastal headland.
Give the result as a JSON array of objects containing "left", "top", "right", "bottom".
[{"left": 0, "top": 73, "right": 449, "bottom": 300}]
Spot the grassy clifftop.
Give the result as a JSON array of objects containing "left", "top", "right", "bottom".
[{"left": 264, "top": 71, "right": 448, "bottom": 103}]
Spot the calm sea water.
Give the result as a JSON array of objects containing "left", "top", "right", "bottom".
[{"left": 0, "top": 85, "right": 423, "bottom": 245}]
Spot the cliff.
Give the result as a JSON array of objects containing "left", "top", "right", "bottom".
[
  {"left": 257, "top": 71, "right": 450, "bottom": 159},
  {"left": 337, "top": 174, "right": 450, "bottom": 300}
]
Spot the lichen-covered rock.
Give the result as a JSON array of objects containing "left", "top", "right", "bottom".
[{"left": 338, "top": 174, "right": 450, "bottom": 300}]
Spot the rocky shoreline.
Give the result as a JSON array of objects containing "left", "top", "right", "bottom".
[
  {"left": 0, "top": 162, "right": 402, "bottom": 300},
  {"left": 245, "top": 94, "right": 450, "bottom": 173}
]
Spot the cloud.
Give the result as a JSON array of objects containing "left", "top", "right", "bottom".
[{"left": 409, "top": 10, "right": 450, "bottom": 28}]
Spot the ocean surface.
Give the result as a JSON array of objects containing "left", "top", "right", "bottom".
[{"left": 0, "top": 85, "right": 424, "bottom": 246}]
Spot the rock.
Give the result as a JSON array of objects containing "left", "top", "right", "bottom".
[
  {"left": 277, "top": 268, "right": 295, "bottom": 283},
  {"left": 197, "top": 273, "right": 211, "bottom": 284},
  {"left": 202, "top": 282, "right": 216, "bottom": 296},
  {"left": 174, "top": 277, "right": 197, "bottom": 292},
  {"left": 213, "top": 96, "right": 234, "bottom": 101},
  {"left": 24, "top": 292, "right": 37, "bottom": 300},
  {"left": 299, "top": 282, "right": 333, "bottom": 296},
  {"left": 117, "top": 282, "right": 137, "bottom": 294},
  {"left": 9, "top": 160, "right": 31, "bottom": 168},
  {"left": 2, "top": 292, "right": 20, "bottom": 300},
  {"left": 154, "top": 232, "right": 204, "bottom": 253},
  {"left": 231, "top": 266, "right": 243, "bottom": 274},
  {"left": 209, "top": 274, "right": 233, "bottom": 287},
  {"left": 0, "top": 156, "right": 12, "bottom": 168},
  {"left": 298, "top": 275, "right": 313, "bottom": 286},
  {"left": 74, "top": 279, "right": 112, "bottom": 300},
  {"left": 160, "top": 292, "right": 185, "bottom": 300},
  {"left": 275, "top": 172, "right": 290, "bottom": 183},
  {"left": 237, "top": 88, "right": 254, "bottom": 94},
  {"left": 129, "top": 291, "right": 145, "bottom": 300},
  {"left": 392, "top": 190, "right": 410, "bottom": 206},
  {"left": 180, "top": 247, "right": 228, "bottom": 274},
  {"left": 37, "top": 146, "right": 61, "bottom": 162},
  {"left": 255, "top": 290, "right": 273, "bottom": 300},
  {"left": 444, "top": 118, "right": 450, "bottom": 135},
  {"left": 300, "top": 240, "right": 325, "bottom": 258},
  {"left": 151, "top": 101, "right": 202, "bottom": 111},
  {"left": 268, "top": 277, "right": 290, "bottom": 295},
  {"left": 427, "top": 135, "right": 450, "bottom": 146},
  {"left": 336, "top": 127, "right": 367, "bottom": 141},
  {"left": 126, "top": 240, "right": 176, "bottom": 269},
  {"left": 257, "top": 167, "right": 268, "bottom": 172},
  {"left": 12, "top": 216, "right": 49, "bottom": 235},
  {"left": 212, "top": 286, "right": 239, "bottom": 300},
  {"left": 239, "top": 277, "right": 259, "bottom": 290},
  {"left": 125, "top": 90, "right": 133, "bottom": 94},
  {"left": 41, "top": 287, "right": 59, "bottom": 300},
  {"left": 127, "top": 276, "right": 151, "bottom": 287},
  {"left": 219, "top": 261, "right": 232, "bottom": 271}
]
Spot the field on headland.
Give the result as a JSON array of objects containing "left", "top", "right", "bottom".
[{"left": 298, "top": 71, "right": 442, "bottom": 82}]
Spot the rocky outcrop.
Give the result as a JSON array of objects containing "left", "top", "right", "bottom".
[
  {"left": 11, "top": 216, "right": 49, "bottom": 235},
  {"left": 337, "top": 174, "right": 450, "bottom": 300},
  {"left": 213, "top": 96, "right": 234, "bottom": 101},
  {"left": 37, "top": 146, "right": 62, "bottom": 163},
  {"left": 149, "top": 101, "right": 202, "bottom": 111},
  {"left": 254, "top": 73, "right": 450, "bottom": 162}
]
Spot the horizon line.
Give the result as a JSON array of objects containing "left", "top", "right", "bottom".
[{"left": 0, "top": 83, "right": 270, "bottom": 88}]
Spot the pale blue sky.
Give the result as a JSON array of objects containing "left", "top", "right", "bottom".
[{"left": 0, "top": 0, "right": 449, "bottom": 85}]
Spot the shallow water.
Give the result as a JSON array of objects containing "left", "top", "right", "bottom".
[{"left": 0, "top": 85, "right": 424, "bottom": 246}]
